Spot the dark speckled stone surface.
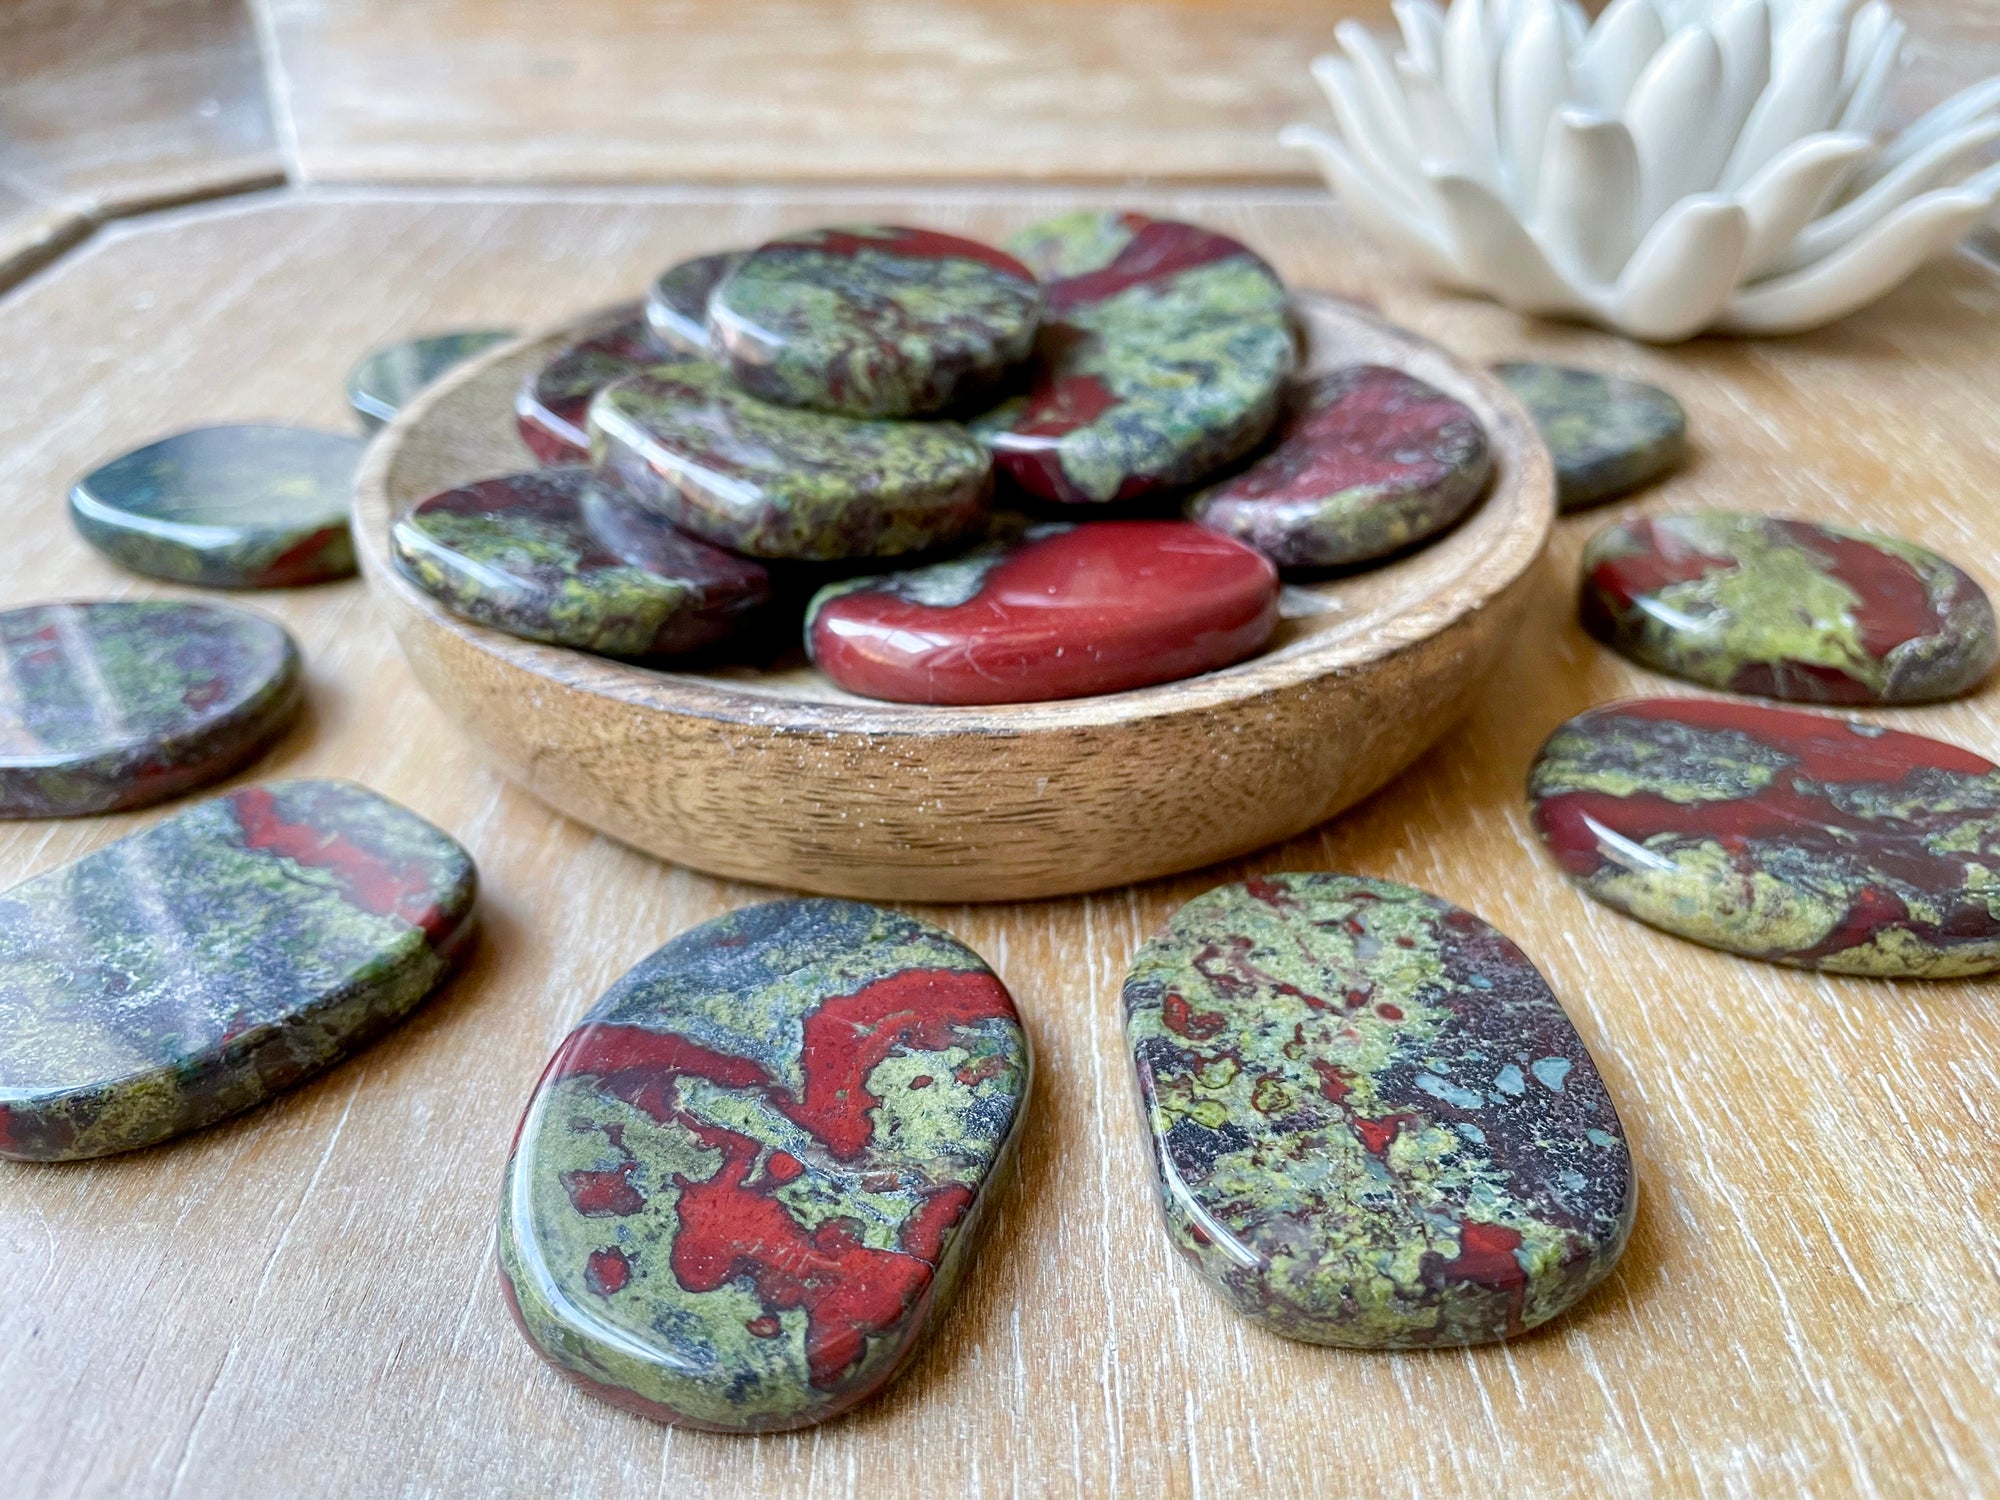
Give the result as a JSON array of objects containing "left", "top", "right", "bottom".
[
  {"left": 1495, "top": 363, "right": 1686, "bottom": 512},
  {"left": 0, "top": 600, "right": 300, "bottom": 818},
  {"left": 1123, "top": 873, "right": 1633, "bottom": 1347},
  {"left": 348, "top": 329, "right": 516, "bottom": 432},
  {"left": 497, "top": 898, "right": 1029, "bottom": 1431},
  {"left": 0, "top": 779, "right": 476, "bottom": 1161},
  {"left": 645, "top": 250, "right": 746, "bottom": 355},
  {"left": 515, "top": 305, "right": 671, "bottom": 466}
]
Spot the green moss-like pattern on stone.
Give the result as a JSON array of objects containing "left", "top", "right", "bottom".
[
  {"left": 514, "top": 307, "right": 669, "bottom": 465},
  {"left": 0, "top": 600, "right": 301, "bottom": 818},
  {"left": 347, "top": 329, "right": 516, "bottom": 431},
  {"left": 69, "top": 425, "right": 363, "bottom": 588},
  {"left": 1123, "top": 874, "right": 1633, "bottom": 1347},
  {"left": 708, "top": 226, "right": 1041, "bottom": 417},
  {"left": 972, "top": 212, "right": 1295, "bottom": 504},
  {"left": 497, "top": 898, "right": 1028, "bottom": 1431},
  {"left": 1581, "top": 511, "right": 1997, "bottom": 704},
  {"left": 1531, "top": 697, "right": 2000, "bottom": 975},
  {"left": 0, "top": 779, "right": 476, "bottom": 1160},
  {"left": 589, "top": 362, "right": 990, "bottom": 560},
  {"left": 645, "top": 251, "right": 745, "bottom": 354},
  {"left": 1495, "top": 363, "right": 1686, "bottom": 512}
]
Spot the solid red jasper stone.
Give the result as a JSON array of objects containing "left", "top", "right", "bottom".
[
  {"left": 515, "top": 306, "right": 669, "bottom": 465},
  {"left": 806, "top": 519, "right": 1279, "bottom": 704}
]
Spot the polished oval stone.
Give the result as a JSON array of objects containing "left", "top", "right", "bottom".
[
  {"left": 392, "top": 468, "right": 769, "bottom": 657},
  {"left": 1581, "top": 512, "right": 1997, "bottom": 705},
  {"left": 1530, "top": 697, "right": 2000, "bottom": 975},
  {"left": 69, "top": 425, "right": 365, "bottom": 587},
  {"left": 1123, "top": 873, "right": 1633, "bottom": 1347},
  {"left": 0, "top": 600, "right": 301, "bottom": 818},
  {"left": 1187, "top": 364, "right": 1491, "bottom": 568},
  {"left": 0, "top": 779, "right": 476, "bottom": 1161},
  {"left": 972, "top": 212, "right": 1295, "bottom": 504},
  {"left": 590, "top": 362, "right": 990, "bottom": 561},
  {"left": 1495, "top": 362, "right": 1686, "bottom": 512},
  {"left": 497, "top": 898, "right": 1029, "bottom": 1432},
  {"left": 808, "top": 519, "right": 1279, "bottom": 704},
  {"left": 515, "top": 307, "right": 669, "bottom": 465},
  {"left": 645, "top": 250, "right": 745, "bottom": 354},
  {"left": 347, "top": 328, "right": 516, "bottom": 431},
  {"left": 708, "top": 226, "right": 1041, "bottom": 418}
]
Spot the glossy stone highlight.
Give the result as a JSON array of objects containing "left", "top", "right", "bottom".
[
  {"left": 515, "top": 307, "right": 670, "bottom": 465},
  {"left": 70, "top": 425, "right": 365, "bottom": 587},
  {"left": 0, "top": 601, "right": 301, "bottom": 818},
  {"left": 1531, "top": 698, "right": 2000, "bottom": 975},
  {"left": 348, "top": 328, "right": 516, "bottom": 431},
  {"left": 497, "top": 898, "right": 1029, "bottom": 1432},
  {"left": 1124, "top": 873, "right": 1633, "bottom": 1347},
  {"left": 1495, "top": 363, "right": 1686, "bottom": 512},
  {"left": 0, "top": 780, "right": 477, "bottom": 1161},
  {"left": 973, "top": 212, "right": 1295, "bottom": 504},
  {"left": 709, "top": 226, "right": 1041, "bottom": 418},
  {"left": 645, "top": 250, "right": 745, "bottom": 355},
  {"left": 808, "top": 520, "right": 1279, "bottom": 704},
  {"left": 1188, "top": 365, "right": 1491, "bottom": 568},
  {"left": 1581, "top": 512, "right": 1997, "bottom": 704},
  {"left": 393, "top": 468, "right": 769, "bottom": 657},
  {"left": 591, "top": 362, "right": 990, "bottom": 561}
]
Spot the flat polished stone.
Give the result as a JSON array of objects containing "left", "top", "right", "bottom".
[
  {"left": 0, "top": 780, "right": 477, "bottom": 1161},
  {"left": 1188, "top": 364, "right": 1491, "bottom": 568},
  {"left": 590, "top": 361, "right": 990, "bottom": 561},
  {"left": 498, "top": 898, "right": 1028, "bottom": 1432},
  {"left": 973, "top": 212, "right": 1295, "bottom": 504},
  {"left": 69, "top": 425, "right": 365, "bottom": 588},
  {"left": 0, "top": 600, "right": 300, "bottom": 818},
  {"left": 1123, "top": 873, "right": 1633, "bottom": 1347},
  {"left": 348, "top": 328, "right": 516, "bottom": 431},
  {"left": 645, "top": 250, "right": 744, "bottom": 355},
  {"left": 515, "top": 305, "right": 670, "bottom": 465},
  {"left": 708, "top": 226, "right": 1041, "bottom": 418},
  {"left": 1581, "top": 512, "right": 1997, "bottom": 704},
  {"left": 1495, "top": 362, "right": 1686, "bottom": 512},
  {"left": 807, "top": 519, "right": 1279, "bottom": 704},
  {"left": 1531, "top": 697, "right": 2000, "bottom": 976},
  {"left": 392, "top": 468, "right": 768, "bottom": 657}
]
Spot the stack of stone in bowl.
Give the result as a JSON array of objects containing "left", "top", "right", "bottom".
[{"left": 392, "top": 213, "right": 1496, "bottom": 706}]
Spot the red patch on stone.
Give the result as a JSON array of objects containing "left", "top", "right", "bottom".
[
  {"left": 585, "top": 1246, "right": 632, "bottom": 1296},
  {"left": 228, "top": 785, "right": 457, "bottom": 941}
]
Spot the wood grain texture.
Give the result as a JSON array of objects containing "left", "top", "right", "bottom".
[
  {"left": 1, "top": 186, "right": 1999, "bottom": 1498},
  {"left": 352, "top": 296, "right": 1551, "bottom": 901}
]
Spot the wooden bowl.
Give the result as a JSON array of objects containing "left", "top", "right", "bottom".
[{"left": 353, "top": 294, "right": 1554, "bottom": 902}]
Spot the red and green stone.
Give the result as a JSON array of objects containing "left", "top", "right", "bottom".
[
  {"left": 348, "top": 328, "right": 516, "bottom": 432},
  {"left": 590, "top": 362, "right": 991, "bottom": 561},
  {"left": 392, "top": 468, "right": 769, "bottom": 658},
  {"left": 497, "top": 898, "right": 1029, "bottom": 1431},
  {"left": 1123, "top": 873, "right": 1633, "bottom": 1347},
  {"left": 645, "top": 250, "right": 745, "bottom": 355},
  {"left": 1581, "top": 512, "right": 1997, "bottom": 704},
  {"left": 1188, "top": 364, "right": 1491, "bottom": 568},
  {"left": 1531, "top": 698, "right": 2000, "bottom": 976},
  {"left": 0, "top": 600, "right": 301, "bottom": 818},
  {"left": 1494, "top": 363, "right": 1686, "bottom": 512},
  {"left": 973, "top": 212, "right": 1296, "bottom": 504},
  {"left": 515, "top": 307, "right": 671, "bottom": 466},
  {"left": 708, "top": 226, "right": 1042, "bottom": 418},
  {"left": 0, "top": 780, "right": 477, "bottom": 1161}
]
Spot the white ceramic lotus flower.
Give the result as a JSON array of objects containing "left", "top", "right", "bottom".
[{"left": 1282, "top": 0, "right": 2000, "bottom": 339}]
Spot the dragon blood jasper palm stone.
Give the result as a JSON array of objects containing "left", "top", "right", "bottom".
[
  {"left": 0, "top": 780, "right": 476, "bottom": 1161},
  {"left": 70, "top": 425, "right": 365, "bottom": 587},
  {"left": 974, "top": 212, "right": 1295, "bottom": 504},
  {"left": 1188, "top": 364, "right": 1492, "bottom": 568},
  {"left": 807, "top": 519, "right": 1279, "bottom": 704},
  {"left": 1531, "top": 698, "right": 2000, "bottom": 975},
  {"left": 0, "top": 600, "right": 300, "bottom": 818},
  {"left": 392, "top": 468, "right": 768, "bottom": 657},
  {"left": 590, "top": 362, "right": 990, "bottom": 561},
  {"left": 498, "top": 898, "right": 1029, "bottom": 1432},
  {"left": 1581, "top": 512, "right": 1997, "bottom": 704},
  {"left": 1495, "top": 363, "right": 1686, "bottom": 512},
  {"left": 1123, "top": 874, "right": 1633, "bottom": 1347},
  {"left": 645, "top": 250, "right": 745, "bottom": 354},
  {"left": 516, "top": 307, "right": 671, "bottom": 466},
  {"left": 347, "top": 328, "right": 516, "bottom": 431},
  {"left": 707, "top": 226, "right": 1041, "bottom": 418}
]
